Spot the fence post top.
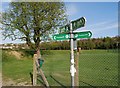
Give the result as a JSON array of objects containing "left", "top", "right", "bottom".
[{"left": 33, "top": 54, "right": 38, "bottom": 59}]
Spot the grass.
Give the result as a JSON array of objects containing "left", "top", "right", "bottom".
[
  {"left": 2, "top": 49, "right": 118, "bottom": 86},
  {"left": 2, "top": 50, "right": 33, "bottom": 84},
  {"left": 78, "top": 50, "right": 118, "bottom": 86}
]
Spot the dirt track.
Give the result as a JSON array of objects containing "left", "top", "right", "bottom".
[
  {"left": 2, "top": 78, "right": 31, "bottom": 86},
  {"left": 9, "top": 51, "right": 22, "bottom": 60}
]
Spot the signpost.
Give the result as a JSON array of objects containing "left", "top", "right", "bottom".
[
  {"left": 52, "top": 33, "right": 70, "bottom": 40},
  {"left": 74, "top": 31, "right": 92, "bottom": 39},
  {"left": 72, "top": 17, "right": 86, "bottom": 30},
  {"left": 69, "top": 22, "right": 74, "bottom": 87},
  {"left": 52, "top": 31, "right": 92, "bottom": 40},
  {"left": 59, "top": 17, "right": 86, "bottom": 33},
  {"left": 52, "top": 17, "right": 92, "bottom": 88},
  {"left": 59, "top": 24, "right": 70, "bottom": 33}
]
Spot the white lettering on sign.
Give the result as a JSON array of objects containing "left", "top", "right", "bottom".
[
  {"left": 65, "top": 35, "right": 69, "bottom": 38},
  {"left": 88, "top": 33, "right": 91, "bottom": 37}
]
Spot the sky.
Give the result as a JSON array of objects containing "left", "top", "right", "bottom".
[
  {"left": 0, "top": 0, "right": 119, "bottom": 44},
  {"left": 65, "top": 2, "right": 118, "bottom": 38}
]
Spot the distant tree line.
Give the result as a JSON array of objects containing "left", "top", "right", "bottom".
[
  {"left": 2, "top": 36, "right": 119, "bottom": 50},
  {"left": 40, "top": 36, "right": 120, "bottom": 50}
]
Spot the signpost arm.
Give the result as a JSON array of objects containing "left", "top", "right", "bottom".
[{"left": 70, "top": 22, "right": 75, "bottom": 88}]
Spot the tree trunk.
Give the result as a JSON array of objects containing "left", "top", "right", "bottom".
[{"left": 36, "top": 48, "right": 41, "bottom": 59}]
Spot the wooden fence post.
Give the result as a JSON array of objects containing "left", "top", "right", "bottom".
[
  {"left": 33, "top": 54, "right": 37, "bottom": 86},
  {"left": 33, "top": 53, "right": 49, "bottom": 87},
  {"left": 38, "top": 69, "right": 50, "bottom": 87},
  {"left": 75, "top": 47, "right": 81, "bottom": 87}
]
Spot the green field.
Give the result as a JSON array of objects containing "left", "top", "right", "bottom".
[{"left": 2, "top": 49, "right": 118, "bottom": 86}]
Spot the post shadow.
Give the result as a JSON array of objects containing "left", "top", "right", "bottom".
[
  {"left": 37, "top": 74, "right": 46, "bottom": 86},
  {"left": 50, "top": 75, "right": 66, "bottom": 88},
  {"left": 29, "top": 72, "right": 46, "bottom": 86},
  {"left": 29, "top": 72, "right": 33, "bottom": 85},
  {"left": 79, "top": 81, "right": 95, "bottom": 88}
]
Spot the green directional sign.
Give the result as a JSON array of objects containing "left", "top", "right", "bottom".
[
  {"left": 74, "top": 31, "right": 92, "bottom": 39},
  {"left": 59, "top": 17, "right": 86, "bottom": 33},
  {"left": 52, "top": 31, "right": 92, "bottom": 40},
  {"left": 59, "top": 24, "right": 70, "bottom": 33},
  {"left": 53, "top": 33, "right": 70, "bottom": 40},
  {"left": 72, "top": 17, "right": 86, "bottom": 30}
]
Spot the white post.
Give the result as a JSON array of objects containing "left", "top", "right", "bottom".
[{"left": 70, "top": 22, "right": 76, "bottom": 88}]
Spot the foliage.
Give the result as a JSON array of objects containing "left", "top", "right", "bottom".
[
  {"left": 39, "top": 36, "right": 120, "bottom": 50},
  {"left": 1, "top": 2, "right": 67, "bottom": 50}
]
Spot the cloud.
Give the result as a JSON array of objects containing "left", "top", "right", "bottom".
[
  {"left": 87, "top": 20, "right": 118, "bottom": 32},
  {"left": 86, "top": 20, "right": 118, "bottom": 38},
  {"left": 1, "top": 0, "right": 11, "bottom": 2},
  {"left": 88, "top": 21, "right": 111, "bottom": 28},
  {"left": 73, "top": 20, "right": 118, "bottom": 34},
  {"left": 70, "top": 20, "right": 118, "bottom": 38},
  {"left": 98, "top": 23, "right": 117, "bottom": 31},
  {"left": 65, "top": 3, "right": 78, "bottom": 16}
]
